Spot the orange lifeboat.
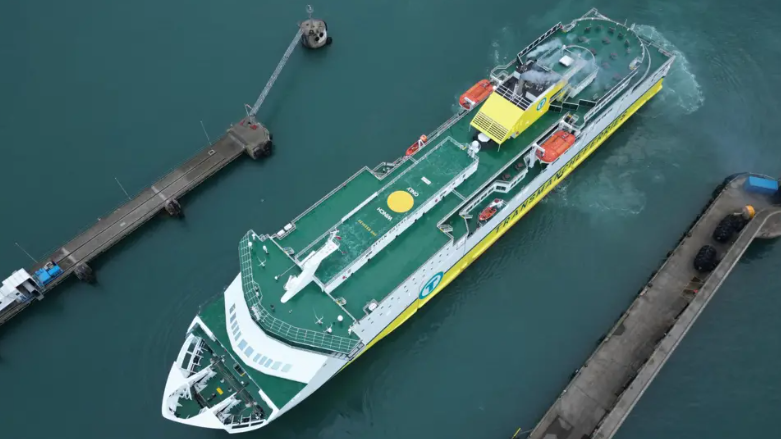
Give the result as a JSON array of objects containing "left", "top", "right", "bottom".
[
  {"left": 406, "top": 135, "right": 428, "bottom": 156},
  {"left": 536, "top": 130, "right": 577, "bottom": 163},
  {"left": 459, "top": 80, "right": 494, "bottom": 109},
  {"left": 478, "top": 199, "right": 505, "bottom": 222}
]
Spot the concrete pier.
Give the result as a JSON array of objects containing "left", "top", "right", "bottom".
[
  {"left": 525, "top": 174, "right": 781, "bottom": 439},
  {"left": 0, "top": 117, "right": 270, "bottom": 326}
]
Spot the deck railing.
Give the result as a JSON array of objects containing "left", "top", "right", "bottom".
[
  {"left": 238, "top": 232, "right": 359, "bottom": 354},
  {"left": 583, "top": 69, "right": 637, "bottom": 123},
  {"left": 322, "top": 137, "right": 478, "bottom": 290},
  {"left": 426, "top": 107, "right": 470, "bottom": 141}
]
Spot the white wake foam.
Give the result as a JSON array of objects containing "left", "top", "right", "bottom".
[{"left": 634, "top": 25, "right": 704, "bottom": 115}]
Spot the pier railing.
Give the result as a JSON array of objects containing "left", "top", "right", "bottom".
[{"left": 238, "top": 232, "right": 358, "bottom": 354}]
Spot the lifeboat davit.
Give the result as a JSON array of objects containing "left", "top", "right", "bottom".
[
  {"left": 460, "top": 80, "right": 494, "bottom": 109},
  {"left": 478, "top": 199, "right": 505, "bottom": 222},
  {"left": 406, "top": 135, "right": 428, "bottom": 156},
  {"left": 536, "top": 130, "right": 577, "bottom": 163}
]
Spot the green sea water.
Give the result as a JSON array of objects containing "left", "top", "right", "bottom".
[{"left": 1, "top": 0, "right": 780, "bottom": 438}]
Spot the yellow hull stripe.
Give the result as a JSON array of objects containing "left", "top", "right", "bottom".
[{"left": 343, "top": 78, "right": 664, "bottom": 368}]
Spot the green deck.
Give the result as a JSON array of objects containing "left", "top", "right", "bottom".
[
  {"left": 234, "top": 138, "right": 474, "bottom": 353},
  {"left": 241, "top": 232, "right": 361, "bottom": 353},
  {"left": 203, "top": 11, "right": 672, "bottom": 359},
  {"left": 336, "top": 193, "right": 463, "bottom": 319},
  {"left": 556, "top": 19, "right": 672, "bottom": 111},
  {"left": 197, "top": 296, "right": 306, "bottom": 408},
  {"left": 277, "top": 169, "right": 386, "bottom": 253},
  {"left": 312, "top": 138, "right": 474, "bottom": 283}
]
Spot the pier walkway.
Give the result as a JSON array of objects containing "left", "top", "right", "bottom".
[
  {"left": 525, "top": 174, "right": 781, "bottom": 439},
  {"left": 34, "top": 120, "right": 270, "bottom": 291},
  {"left": 0, "top": 119, "right": 270, "bottom": 325}
]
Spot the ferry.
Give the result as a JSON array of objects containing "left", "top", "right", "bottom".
[{"left": 161, "top": 9, "right": 674, "bottom": 432}]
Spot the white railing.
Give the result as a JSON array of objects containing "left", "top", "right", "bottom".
[
  {"left": 323, "top": 140, "right": 478, "bottom": 290},
  {"left": 371, "top": 156, "right": 410, "bottom": 179},
  {"left": 516, "top": 22, "right": 564, "bottom": 60},
  {"left": 583, "top": 69, "right": 637, "bottom": 122},
  {"left": 275, "top": 105, "right": 473, "bottom": 248},
  {"left": 458, "top": 165, "right": 529, "bottom": 217},
  {"left": 495, "top": 84, "right": 532, "bottom": 110},
  {"left": 238, "top": 232, "right": 359, "bottom": 354},
  {"left": 426, "top": 107, "right": 470, "bottom": 141},
  {"left": 489, "top": 22, "right": 562, "bottom": 84}
]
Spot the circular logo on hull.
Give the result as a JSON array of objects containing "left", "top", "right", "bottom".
[
  {"left": 419, "top": 272, "right": 444, "bottom": 300},
  {"left": 537, "top": 97, "right": 547, "bottom": 111}
]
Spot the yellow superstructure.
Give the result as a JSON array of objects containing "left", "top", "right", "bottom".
[{"left": 470, "top": 80, "right": 565, "bottom": 144}]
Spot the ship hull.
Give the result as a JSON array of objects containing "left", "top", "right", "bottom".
[{"left": 164, "top": 43, "right": 672, "bottom": 433}]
